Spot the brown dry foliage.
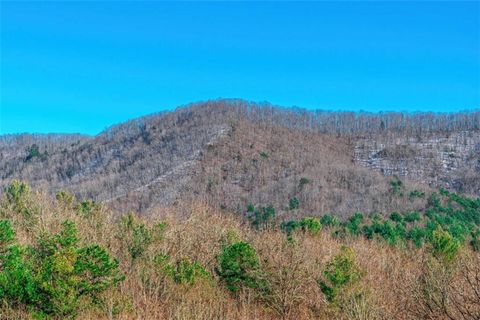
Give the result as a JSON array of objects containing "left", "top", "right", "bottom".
[
  {"left": 1, "top": 100, "right": 478, "bottom": 216},
  {"left": 1, "top": 188, "right": 479, "bottom": 320}
]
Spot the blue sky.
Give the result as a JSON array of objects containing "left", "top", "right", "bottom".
[{"left": 1, "top": 1, "right": 479, "bottom": 135}]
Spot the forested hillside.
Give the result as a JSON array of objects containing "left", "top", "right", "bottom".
[
  {"left": 1, "top": 100, "right": 479, "bottom": 319},
  {"left": 0, "top": 181, "right": 479, "bottom": 319},
  {"left": 0, "top": 100, "right": 479, "bottom": 217}
]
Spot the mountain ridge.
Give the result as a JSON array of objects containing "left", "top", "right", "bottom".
[{"left": 1, "top": 99, "right": 479, "bottom": 217}]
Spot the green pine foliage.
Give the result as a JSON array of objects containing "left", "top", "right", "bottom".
[
  {"left": 117, "top": 213, "right": 166, "bottom": 263},
  {"left": 56, "top": 190, "right": 76, "bottom": 208},
  {"left": 75, "top": 199, "right": 101, "bottom": 217},
  {"left": 318, "top": 246, "right": 364, "bottom": 304},
  {"left": 344, "top": 213, "right": 364, "bottom": 236},
  {"left": 289, "top": 197, "right": 300, "bottom": 210},
  {"left": 281, "top": 217, "right": 321, "bottom": 236},
  {"left": 389, "top": 212, "right": 403, "bottom": 223},
  {"left": 2, "top": 180, "right": 39, "bottom": 223},
  {"left": 154, "top": 255, "right": 211, "bottom": 286},
  {"left": 216, "top": 241, "right": 263, "bottom": 293},
  {"left": 249, "top": 206, "right": 276, "bottom": 231},
  {"left": 299, "top": 217, "right": 321, "bottom": 234},
  {"left": 1, "top": 181, "right": 479, "bottom": 319},
  {"left": 277, "top": 187, "right": 480, "bottom": 251},
  {"left": 25, "top": 144, "right": 48, "bottom": 162},
  {"left": 409, "top": 190, "right": 425, "bottom": 199},
  {"left": 0, "top": 220, "right": 123, "bottom": 317},
  {"left": 390, "top": 177, "right": 404, "bottom": 196},
  {"left": 320, "top": 214, "right": 341, "bottom": 227},
  {"left": 429, "top": 227, "right": 460, "bottom": 263}
]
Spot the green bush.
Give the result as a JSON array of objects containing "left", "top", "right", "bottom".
[
  {"left": 281, "top": 217, "right": 321, "bottom": 236},
  {"left": 390, "top": 178, "right": 403, "bottom": 196},
  {"left": 118, "top": 213, "right": 163, "bottom": 263},
  {"left": 153, "top": 254, "right": 210, "bottom": 286},
  {"left": 75, "top": 199, "right": 100, "bottom": 217},
  {"left": 318, "top": 246, "right": 363, "bottom": 304},
  {"left": 404, "top": 211, "right": 421, "bottom": 223},
  {"left": 409, "top": 190, "right": 425, "bottom": 199},
  {"left": 344, "top": 213, "right": 364, "bottom": 236},
  {"left": 0, "top": 220, "right": 123, "bottom": 317},
  {"left": 389, "top": 212, "right": 403, "bottom": 223},
  {"left": 0, "top": 244, "right": 37, "bottom": 308},
  {"left": 166, "top": 257, "right": 210, "bottom": 286},
  {"left": 0, "top": 220, "right": 15, "bottom": 248},
  {"left": 289, "top": 197, "right": 300, "bottom": 210},
  {"left": 439, "top": 188, "right": 450, "bottom": 197},
  {"left": 280, "top": 220, "right": 299, "bottom": 235},
  {"left": 25, "top": 144, "right": 48, "bottom": 162},
  {"left": 427, "top": 192, "right": 441, "bottom": 209},
  {"left": 56, "top": 190, "right": 76, "bottom": 208},
  {"left": 299, "top": 217, "right": 322, "bottom": 235},
  {"left": 4, "top": 180, "right": 30, "bottom": 205},
  {"left": 407, "top": 227, "right": 427, "bottom": 247},
  {"left": 447, "top": 220, "right": 469, "bottom": 242},
  {"left": 361, "top": 224, "right": 375, "bottom": 240},
  {"left": 75, "top": 245, "right": 124, "bottom": 295},
  {"left": 0, "top": 221, "right": 34, "bottom": 307},
  {"left": 379, "top": 221, "right": 400, "bottom": 245},
  {"left": 65, "top": 166, "right": 76, "bottom": 179},
  {"left": 429, "top": 227, "right": 459, "bottom": 263},
  {"left": 320, "top": 214, "right": 340, "bottom": 227},
  {"left": 253, "top": 188, "right": 479, "bottom": 250},
  {"left": 249, "top": 206, "right": 276, "bottom": 230},
  {"left": 3, "top": 180, "right": 35, "bottom": 218},
  {"left": 216, "top": 241, "right": 263, "bottom": 292}
]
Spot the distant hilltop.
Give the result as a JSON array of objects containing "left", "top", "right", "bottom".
[{"left": 1, "top": 99, "right": 479, "bottom": 215}]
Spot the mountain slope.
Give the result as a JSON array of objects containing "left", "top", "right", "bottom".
[{"left": 1, "top": 100, "right": 478, "bottom": 217}]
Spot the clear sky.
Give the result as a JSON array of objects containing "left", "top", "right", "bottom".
[{"left": 1, "top": 1, "right": 479, "bottom": 135}]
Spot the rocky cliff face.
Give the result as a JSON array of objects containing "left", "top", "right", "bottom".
[{"left": 354, "top": 130, "right": 480, "bottom": 195}]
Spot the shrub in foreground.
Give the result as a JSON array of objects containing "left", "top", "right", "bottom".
[
  {"left": 216, "top": 241, "right": 263, "bottom": 293},
  {"left": 0, "top": 220, "right": 123, "bottom": 318},
  {"left": 318, "top": 246, "right": 364, "bottom": 304}
]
